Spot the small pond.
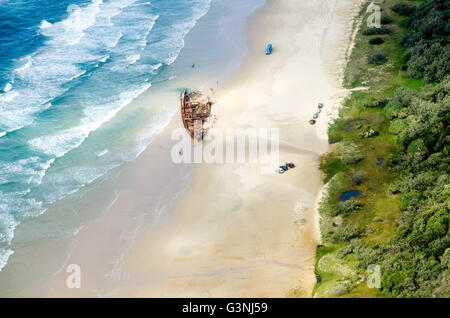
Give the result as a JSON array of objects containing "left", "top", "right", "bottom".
[{"left": 340, "top": 190, "right": 362, "bottom": 202}]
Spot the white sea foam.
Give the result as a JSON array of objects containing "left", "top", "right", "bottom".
[
  {"left": 0, "top": 157, "right": 43, "bottom": 184},
  {"left": 0, "top": 0, "right": 214, "bottom": 273},
  {"left": 3, "top": 83, "right": 12, "bottom": 92},
  {"left": 0, "top": 0, "right": 155, "bottom": 133},
  {"left": 106, "top": 32, "right": 123, "bottom": 48},
  {"left": 15, "top": 60, "right": 32, "bottom": 72},
  {"left": 97, "top": 149, "right": 109, "bottom": 157},
  {"left": 43, "top": 162, "right": 120, "bottom": 204},
  {"left": 29, "top": 83, "right": 151, "bottom": 157},
  {"left": 126, "top": 54, "right": 140, "bottom": 65},
  {"left": 0, "top": 248, "right": 13, "bottom": 272},
  {"left": 39, "top": 20, "right": 52, "bottom": 29},
  {"left": 99, "top": 55, "right": 110, "bottom": 63},
  {"left": 147, "top": 1, "right": 211, "bottom": 67},
  {"left": 2, "top": 90, "right": 19, "bottom": 102},
  {"left": 0, "top": 212, "right": 17, "bottom": 245},
  {"left": 41, "top": 0, "right": 103, "bottom": 46},
  {"left": 30, "top": 158, "right": 56, "bottom": 185}
]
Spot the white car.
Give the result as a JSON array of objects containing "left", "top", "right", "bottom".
[{"left": 276, "top": 167, "right": 285, "bottom": 174}]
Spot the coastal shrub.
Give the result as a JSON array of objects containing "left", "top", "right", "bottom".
[
  {"left": 392, "top": 87, "right": 416, "bottom": 107},
  {"left": 384, "top": 153, "right": 398, "bottom": 167},
  {"left": 368, "top": 53, "right": 387, "bottom": 65},
  {"left": 364, "top": 98, "right": 388, "bottom": 108},
  {"left": 391, "top": 3, "right": 415, "bottom": 16},
  {"left": 342, "top": 154, "right": 363, "bottom": 165},
  {"left": 397, "top": 108, "right": 408, "bottom": 119},
  {"left": 388, "top": 183, "right": 400, "bottom": 194},
  {"left": 384, "top": 101, "right": 408, "bottom": 120},
  {"left": 330, "top": 282, "right": 355, "bottom": 297},
  {"left": 349, "top": 171, "right": 366, "bottom": 185},
  {"left": 389, "top": 119, "right": 407, "bottom": 135},
  {"left": 384, "top": 100, "right": 403, "bottom": 119},
  {"left": 362, "top": 28, "right": 392, "bottom": 36},
  {"left": 317, "top": 1, "right": 450, "bottom": 297},
  {"left": 362, "top": 27, "right": 392, "bottom": 36},
  {"left": 328, "top": 120, "right": 345, "bottom": 144},
  {"left": 337, "top": 246, "right": 353, "bottom": 259},
  {"left": 333, "top": 224, "right": 361, "bottom": 242},
  {"left": 406, "top": 43, "right": 450, "bottom": 83},
  {"left": 380, "top": 15, "right": 393, "bottom": 24},
  {"left": 338, "top": 200, "right": 362, "bottom": 215},
  {"left": 318, "top": 173, "right": 349, "bottom": 219},
  {"left": 407, "top": 138, "right": 428, "bottom": 157},
  {"left": 377, "top": 79, "right": 449, "bottom": 295},
  {"left": 359, "top": 125, "right": 377, "bottom": 139},
  {"left": 369, "top": 37, "right": 384, "bottom": 45},
  {"left": 400, "top": 1, "right": 450, "bottom": 83},
  {"left": 354, "top": 243, "right": 386, "bottom": 269},
  {"left": 319, "top": 154, "right": 346, "bottom": 182},
  {"left": 341, "top": 142, "right": 363, "bottom": 165},
  {"left": 337, "top": 240, "right": 362, "bottom": 258},
  {"left": 400, "top": 190, "right": 422, "bottom": 210}
]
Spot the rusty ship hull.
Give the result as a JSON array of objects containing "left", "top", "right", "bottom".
[{"left": 180, "top": 90, "right": 213, "bottom": 141}]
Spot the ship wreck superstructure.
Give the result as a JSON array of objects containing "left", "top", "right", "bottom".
[{"left": 180, "top": 90, "right": 213, "bottom": 141}]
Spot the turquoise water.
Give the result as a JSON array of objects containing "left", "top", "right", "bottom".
[
  {"left": 0, "top": 0, "right": 217, "bottom": 271},
  {"left": 0, "top": 0, "right": 266, "bottom": 277}
]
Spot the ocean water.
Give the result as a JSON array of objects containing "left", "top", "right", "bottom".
[{"left": 0, "top": 0, "right": 214, "bottom": 271}]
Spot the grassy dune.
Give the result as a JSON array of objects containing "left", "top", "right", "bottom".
[{"left": 314, "top": 0, "right": 448, "bottom": 298}]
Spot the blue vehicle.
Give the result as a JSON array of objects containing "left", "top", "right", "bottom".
[{"left": 265, "top": 43, "right": 273, "bottom": 55}]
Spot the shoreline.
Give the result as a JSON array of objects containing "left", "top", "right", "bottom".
[
  {"left": 313, "top": 0, "right": 368, "bottom": 247},
  {"left": 2, "top": 0, "right": 365, "bottom": 297}
]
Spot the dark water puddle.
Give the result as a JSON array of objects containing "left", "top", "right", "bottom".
[{"left": 340, "top": 190, "right": 362, "bottom": 202}]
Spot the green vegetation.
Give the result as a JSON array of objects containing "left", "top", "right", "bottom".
[
  {"left": 362, "top": 26, "right": 393, "bottom": 35},
  {"left": 392, "top": 3, "right": 416, "bottom": 16},
  {"left": 381, "top": 15, "right": 394, "bottom": 25},
  {"left": 368, "top": 53, "right": 388, "bottom": 65},
  {"left": 314, "top": 0, "right": 449, "bottom": 298},
  {"left": 369, "top": 37, "right": 384, "bottom": 45},
  {"left": 401, "top": 0, "right": 450, "bottom": 83}
]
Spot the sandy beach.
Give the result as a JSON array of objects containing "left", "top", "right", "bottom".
[{"left": 46, "top": 0, "right": 364, "bottom": 297}]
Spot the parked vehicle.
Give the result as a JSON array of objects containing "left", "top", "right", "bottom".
[
  {"left": 277, "top": 163, "right": 295, "bottom": 173},
  {"left": 276, "top": 167, "right": 285, "bottom": 174},
  {"left": 309, "top": 119, "right": 316, "bottom": 125},
  {"left": 318, "top": 103, "right": 324, "bottom": 109},
  {"left": 313, "top": 113, "right": 319, "bottom": 119},
  {"left": 265, "top": 43, "right": 273, "bottom": 55}
]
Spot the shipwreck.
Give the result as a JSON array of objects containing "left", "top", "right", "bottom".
[{"left": 180, "top": 90, "right": 213, "bottom": 141}]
